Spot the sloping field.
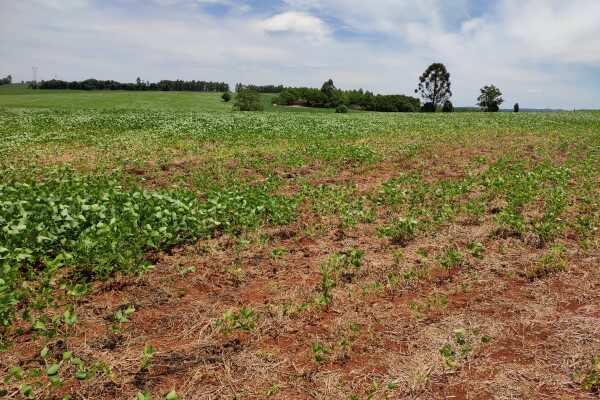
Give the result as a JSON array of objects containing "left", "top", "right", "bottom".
[{"left": 1, "top": 91, "right": 599, "bottom": 399}]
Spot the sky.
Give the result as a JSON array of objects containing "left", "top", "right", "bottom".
[{"left": 1, "top": 0, "right": 599, "bottom": 108}]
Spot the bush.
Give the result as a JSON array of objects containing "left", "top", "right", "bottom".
[
  {"left": 421, "top": 102, "right": 436, "bottom": 112},
  {"left": 514, "top": 103, "right": 520, "bottom": 113},
  {"left": 233, "top": 89, "right": 264, "bottom": 111},
  {"left": 488, "top": 103, "right": 499, "bottom": 112},
  {"left": 221, "top": 92, "right": 231, "bottom": 102},
  {"left": 335, "top": 105, "right": 348, "bottom": 113},
  {"left": 442, "top": 100, "right": 454, "bottom": 113}
]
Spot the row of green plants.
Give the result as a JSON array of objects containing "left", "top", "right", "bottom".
[
  {"left": 4, "top": 148, "right": 596, "bottom": 336},
  {"left": 0, "top": 167, "right": 296, "bottom": 335}
]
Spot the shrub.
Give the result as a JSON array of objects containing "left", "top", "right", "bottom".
[
  {"left": 514, "top": 103, "right": 519, "bottom": 112},
  {"left": 335, "top": 105, "right": 348, "bottom": 113},
  {"left": 221, "top": 92, "right": 231, "bottom": 102},
  {"left": 233, "top": 89, "right": 263, "bottom": 111},
  {"left": 0, "top": 75, "right": 12, "bottom": 85},
  {"left": 442, "top": 100, "right": 454, "bottom": 113},
  {"left": 421, "top": 102, "right": 436, "bottom": 112}
]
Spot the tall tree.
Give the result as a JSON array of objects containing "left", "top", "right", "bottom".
[
  {"left": 415, "top": 63, "right": 452, "bottom": 112},
  {"left": 513, "top": 102, "right": 519, "bottom": 112},
  {"left": 477, "top": 85, "right": 504, "bottom": 112},
  {"left": 321, "top": 79, "right": 336, "bottom": 96},
  {"left": 320, "top": 79, "right": 339, "bottom": 107}
]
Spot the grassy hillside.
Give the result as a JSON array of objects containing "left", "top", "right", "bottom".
[{"left": 0, "top": 84, "right": 331, "bottom": 113}]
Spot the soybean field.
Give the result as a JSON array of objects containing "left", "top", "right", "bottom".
[{"left": 1, "top": 86, "right": 599, "bottom": 399}]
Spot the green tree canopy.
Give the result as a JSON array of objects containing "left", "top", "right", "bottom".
[
  {"left": 442, "top": 100, "right": 454, "bottom": 113},
  {"left": 477, "top": 85, "right": 504, "bottom": 112},
  {"left": 415, "top": 63, "right": 452, "bottom": 111}
]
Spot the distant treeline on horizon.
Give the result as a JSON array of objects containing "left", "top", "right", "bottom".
[
  {"left": 34, "top": 78, "right": 229, "bottom": 92},
  {"left": 237, "top": 81, "right": 421, "bottom": 112},
  {"left": 235, "top": 83, "right": 286, "bottom": 93}
]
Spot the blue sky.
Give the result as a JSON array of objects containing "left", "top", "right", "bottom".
[{"left": 1, "top": 0, "right": 599, "bottom": 108}]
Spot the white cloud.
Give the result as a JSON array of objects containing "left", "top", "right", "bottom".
[
  {"left": 260, "top": 11, "right": 330, "bottom": 38},
  {"left": 499, "top": 0, "right": 600, "bottom": 65}
]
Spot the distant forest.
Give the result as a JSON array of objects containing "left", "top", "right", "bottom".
[
  {"left": 235, "top": 83, "right": 286, "bottom": 93},
  {"left": 34, "top": 78, "right": 229, "bottom": 92}
]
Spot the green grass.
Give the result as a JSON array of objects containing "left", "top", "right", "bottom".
[
  {"left": 0, "top": 84, "right": 232, "bottom": 111},
  {"left": 0, "top": 84, "right": 332, "bottom": 113}
]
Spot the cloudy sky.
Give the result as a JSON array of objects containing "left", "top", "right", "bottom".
[{"left": 1, "top": 0, "right": 599, "bottom": 108}]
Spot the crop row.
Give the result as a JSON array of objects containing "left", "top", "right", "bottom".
[{"left": 0, "top": 167, "right": 296, "bottom": 335}]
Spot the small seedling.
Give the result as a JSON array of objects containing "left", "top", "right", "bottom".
[
  {"left": 177, "top": 265, "right": 196, "bottom": 276},
  {"left": 378, "top": 217, "right": 418, "bottom": 245},
  {"left": 63, "top": 308, "right": 78, "bottom": 325},
  {"left": 114, "top": 305, "right": 135, "bottom": 323},
  {"left": 140, "top": 345, "right": 155, "bottom": 370},
  {"left": 136, "top": 391, "right": 151, "bottom": 400},
  {"left": 218, "top": 307, "right": 257, "bottom": 334},
  {"left": 410, "top": 293, "right": 448, "bottom": 317},
  {"left": 265, "top": 383, "right": 280, "bottom": 397},
  {"left": 467, "top": 242, "right": 484, "bottom": 260},
  {"left": 310, "top": 342, "right": 330, "bottom": 365},
  {"left": 524, "top": 243, "right": 567, "bottom": 280},
  {"left": 440, "top": 327, "right": 490, "bottom": 369},
  {"left": 271, "top": 247, "right": 287, "bottom": 257},
  {"left": 437, "top": 247, "right": 462, "bottom": 270}
]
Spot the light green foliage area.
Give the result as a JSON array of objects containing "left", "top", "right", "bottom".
[
  {"left": 0, "top": 168, "right": 295, "bottom": 331},
  {"left": 0, "top": 84, "right": 232, "bottom": 111}
]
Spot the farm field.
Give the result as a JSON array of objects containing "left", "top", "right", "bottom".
[
  {"left": 0, "top": 85, "right": 328, "bottom": 113},
  {"left": 1, "top": 87, "right": 599, "bottom": 399}
]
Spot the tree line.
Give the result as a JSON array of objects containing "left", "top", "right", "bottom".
[
  {"left": 272, "top": 80, "right": 420, "bottom": 112},
  {"left": 234, "top": 83, "right": 286, "bottom": 93},
  {"left": 415, "top": 63, "right": 510, "bottom": 112},
  {"left": 4, "top": 63, "right": 516, "bottom": 112},
  {"left": 33, "top": 78, "right": 229, "bottom": 92},
  {"left": 241, "top": 63, "right": 510, "bottom": 113}
]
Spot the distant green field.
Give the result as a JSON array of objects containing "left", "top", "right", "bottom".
[{"left": 0, "top": 84, "right": 331, "bottom": 113}]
